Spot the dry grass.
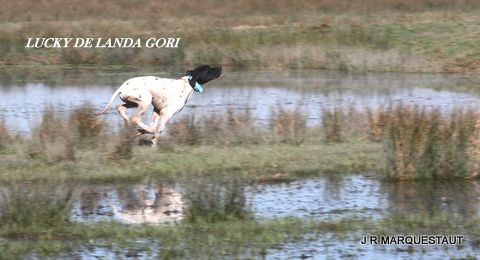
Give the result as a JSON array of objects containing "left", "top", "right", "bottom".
[
  {"left": 163, "top": 108, "right": 260, "bottom": 146},
  {"left": 26, "top": 103, "right": 108, "bottom": 162},
  {"left": 366, "top": 107, "right": 392, "bottom": 142},
  {"left": 376, "top": 105, "right": 480, "bottom": 179},
  {"left": 18, "top": 105, "right": 311, "bottom": 164},
  {"left": 2, "top": 0, "right": 480, "bottom": 24},
  {"left": 0, "top": 118, "right": 12, "bottom": 151},
  {"left": 27, "top": 107, "right": 75, "bottom": 162},
  {"left": 109, "top": 127, "right": 136, "bottom": 161},
  {"left": 269, "top": 106, "right": 307, "bottom": 145},
  {"left": 4, "top": 103, "right": 480, "bottom": 180},
  {"left": 322, "top": 107, "right": 344, "bottom": 143},
  {"left": 68, "top": 103, "right": 106, "bottom": 148}
]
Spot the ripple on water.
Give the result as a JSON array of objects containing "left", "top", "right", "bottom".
[{"left": 249, "top": 174, "right": 386, "bottom": 220}]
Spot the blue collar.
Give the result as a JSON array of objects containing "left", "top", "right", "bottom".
[{"left": 186, "top": 75, "right": 203, "bottom": 93}]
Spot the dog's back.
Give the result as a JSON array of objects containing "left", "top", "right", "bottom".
[{"left": 119, "top": 76, "right": 192, "bottom": 111}]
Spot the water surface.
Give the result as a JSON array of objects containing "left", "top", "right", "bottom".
[
  {"left": 2, "top": 66, "right": 480, "bottom": 132},
  {"left": 66, "top": 175, "right": 480, "bottom": 258}
]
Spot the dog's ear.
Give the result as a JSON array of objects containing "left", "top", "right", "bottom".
[
  {"left": 186, "top": 65, "right": 222, "bottom": 86},
  {"left": 196, "top": 66, "right": 222, "bottom": 85}
]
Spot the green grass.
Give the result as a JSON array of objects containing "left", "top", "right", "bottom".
[
  {"left": 1, "top": 0, "right": 480, "bottom": 72},
  {"left": 1, "top": 213, "right": 478, "bottom": 258},
  {"left": 0, "top": 141, "right": 382, "bottom": 183},
  {"left": 0, "top": 103, "right": 383, "bottom": 183},
  {"left": 0, "top": 217, "right": 357, "bottom": 258}
]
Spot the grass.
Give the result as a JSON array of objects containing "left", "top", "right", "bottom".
[
  {"left": 0, "top": 100, "right": 478, "bottom": 257},
  {"left": 183, "top": 176, "right": 252, "bottom": 223},
  {"left": 322, "top": 107, "right": 345, "bottom": 143},
  {"left": 0, "top": 178, "right": 75, "bottom": 239},
  {"left": 1, "top": 1, "right": 480, "bottom": 72},
  {"left": 0, "top": 103, "right": 384, "bottom": 183},
  {"left": 3, "top": 103, "right": 480, "bottom": 182},
  {"left": 0, "top": 217, "right": 351, "bottom": 258},
  {"left": 379, "top": 105, "right": 480, "bottom": 179},
  {"left": 0, "top": 213, "right": 478, "bottom": 258},
  {"left": 269, "top": 106, "right": 307, "bottom": 145},
  {"left": 0, "top": 141, "right": 382, "bottom": 184}
]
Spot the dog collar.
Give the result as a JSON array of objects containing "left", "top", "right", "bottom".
[{"left": 186, "top": 75, "right": 203, "bottom": 93}]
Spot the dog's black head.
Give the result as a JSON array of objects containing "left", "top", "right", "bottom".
[{"left": 185, "top": 65, "right": 222, "bottom": 88}]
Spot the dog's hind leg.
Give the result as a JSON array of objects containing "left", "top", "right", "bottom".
[{"left": 116, "top": 102, "right": 137, "bottom": 126}]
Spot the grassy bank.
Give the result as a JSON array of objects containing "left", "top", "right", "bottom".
[
  {"left": 1, "top": 1, "right": 480, "bottom": 72},
  {"left": 0, "top": 141, "right": 382, "bottom": 183},
  {"left": 3, "top": 103, "right": 480, "bottom": 182},
  {"left": 1, "top": 214, "right": 478, "bottom": 258},
  {"left": 0, "top": 104, "right": 384, "bottom": 183}
]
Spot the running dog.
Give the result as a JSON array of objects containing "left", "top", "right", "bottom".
[{"left": 97, "top": 65, "right": 222, "bottom": 146}]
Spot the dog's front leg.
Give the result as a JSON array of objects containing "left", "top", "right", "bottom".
[
  {"left": 150, "top": 109, "right": 160, "bottom": 128},
  {"left": 151, "top": 110, "right": 174, "bottom": 147}
]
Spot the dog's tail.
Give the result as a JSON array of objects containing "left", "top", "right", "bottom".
[{"left": 96, "top": 86, "right": 123, "bottom": 116}]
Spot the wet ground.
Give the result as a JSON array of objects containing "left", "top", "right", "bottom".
[{"left": 2, "top": 66, "right": 480, "bottom": 258}]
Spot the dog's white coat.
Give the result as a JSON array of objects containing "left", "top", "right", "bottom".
[{"left": 98, "top": 75, "right": 194, "bottom": 146}]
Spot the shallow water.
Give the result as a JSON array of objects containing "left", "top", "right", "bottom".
[
  {"left": 70, "top": 181, "right": 183, "bottom": 224},
  {"left": 267, "top": 233, "right": 476, "bottom": 259},
  {"left": 70, "top": 175, "right": 480, "bottom": 224},
  {"left": 65, "top": 175, "right": 480, "bottom": 258},
  {"left": 2, "top": 66, "right": 480, "bottom": 132}
]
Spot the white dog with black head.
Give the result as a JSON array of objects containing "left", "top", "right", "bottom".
[{"left": 97, "top": 65, "right": 222, "bottom": 146}]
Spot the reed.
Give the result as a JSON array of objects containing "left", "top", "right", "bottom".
[
  {"left": 67, "top": 103, "right": 106, "bottom": 148},
  {"left": 0, "top": 177, "right": 75, "bottom": 238},
  {"left": 183, "top": 176, "right": 252, "bottom": 223},
  {"left": 0, "top": 118, "right": 11, "bottom": 151},
  {"left": 163, "top": 108, "right": 259, "bottom": 146},
  {"left": 321, "top": 107, "right": 344, "bottom": 143},
  {"left": 269, "top": 106, "right": 307, "bottom": 145},
  {"left": 27, "top": 107, "right": 75, "bottom": 162},
  {"left": 382, "top": 105, "right": 480, "bottom": 179},
  {"left": 110, "top": 127, "right": 136, "bottom": 160}
]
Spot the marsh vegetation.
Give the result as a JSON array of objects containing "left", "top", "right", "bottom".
[
  {"left": 2, "top": 0, "right": 480, "bottom": 73},
  {"left": 0, "top": 83, "right": 480, "bottom": 258},
  {"left": 2, "top": 102, "right": 480, "bottom": 181},
  {"left": 2, "top": 0, "right": 480, "bottom": 257}
]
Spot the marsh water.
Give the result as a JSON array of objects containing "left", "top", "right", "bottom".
[
  {"left": 2, "top": 66, "right": 480, "bottom": 258},
  {"left": 71, "top": 174, "right": 480, "bottom": 223},
  {"left": 68, "top": 175, "right": 480, "bottom": 258},
  {"left": 2, "top": 66, "right": 480, "bottom": 132}
]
